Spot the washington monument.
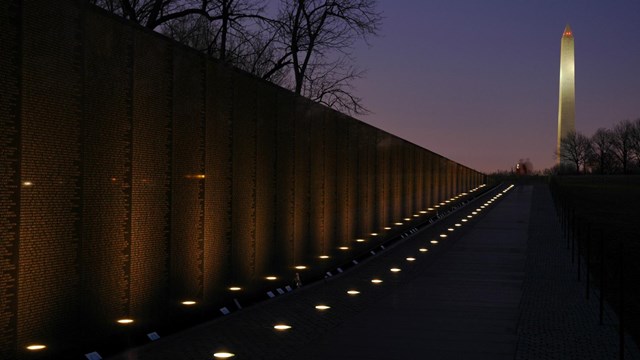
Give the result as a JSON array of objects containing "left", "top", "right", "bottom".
[{"left": 557, "top": 24, "right": 575, "bottom": 164}]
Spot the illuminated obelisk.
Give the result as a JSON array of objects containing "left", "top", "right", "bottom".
[{"left": 557, "top": 24, "right": 575, "bottom": 164}]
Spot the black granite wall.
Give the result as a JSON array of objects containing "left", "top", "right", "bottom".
[{"left": 0, "top": 1, "right": 486, "bottom": 358}]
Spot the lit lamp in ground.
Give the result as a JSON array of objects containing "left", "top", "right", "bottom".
[
  {"left": 394, "top": 222, "right": 403, "bottom": 226},
  {"left": 370, "top": 233, "right": 378, "bottom": 236},
  {"left": 318, "top": 255, "right": 329, "bottom": 259},
  {"left": 384, "top": 227, "right": 392, "bottom": 230},
  {"left": 116, "top": 318, "right": 134, "bottom": 325},
  {"left": 403, "top": 218, "right": 411, "bottom": 221},
  {"left": 26, "top": 344, "right": 46, "bottom": 351},
  {"left": 229, "top": 287, "right": 242, "bottom": 292},
  {"left": 315, "top": 305, "right": 331, "bottom": 310},
  {"left": 356, "top": 239, "right": 365, "bottom": 243},
  {"left": 430, "top": 240, "right": 439, "bottom": 244},
  {"left": 347, "top": 290, "right": 360, "bottom": 295},
  {"left": 371, "top": 279, "right": 383, "bottom": 284},
  {"left": 294, "top": 265, "right": 307, "bottom": 270},
  {"left": 439, "top": 234, "right": 447, "bottom": 238},
  {"left": 214, "top": 351, "right": 235, "bottom": 358},
  {"left": 274, "top": 324, "right": 292, "bottom": 331},
  {"left": 419, "top": 248, "right": 428, "bottom": 252},
  {"left": 181, "top": 300, "right": 197, "bottom": 306},
  {"left": 265, "top": 276, "right": 278, "bottom": 281},
  {"left": 390, "top": 267, "right": 401, "bottom": 273},
  {"left": 339, "top": 246, "right": 349, "bottom": 250},
  {"left": 406, "top": 257, "right": 416, "bottom": 262}
]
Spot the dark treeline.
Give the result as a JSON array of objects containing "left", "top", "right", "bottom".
[
  {"left": 558, "top": 118, "right": 640, "bottom": 174},
  {"left": 89, "top": 0, "right": 382, "bottom": 115}
]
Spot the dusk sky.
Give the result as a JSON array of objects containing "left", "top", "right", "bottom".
[{"left": 351, "top": 0, "right": 640, "bottom": 173}]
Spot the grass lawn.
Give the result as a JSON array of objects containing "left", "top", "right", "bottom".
[{"left": 552, "top": 176, "right": 640, "bottom": 348}]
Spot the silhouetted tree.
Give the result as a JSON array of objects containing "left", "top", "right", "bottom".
[
  {"left": 558, "top": 130, "right": 592, "bottom": 174},
  {"left": 590, "top": 128, "right": 614, "bottom": 174},
  {"left": 161, "top": 0, "right": 272, "bottom": 65},
  {"left": 90, "top": 0, "right": 214, "bottom": 30},
  {"left": 90, "top": 0, "right": 382, "bottom": 116},
  {"left": 611, "top": 120, "right": 634, "bottom": 174},
  {"left": 271, "top": 0, "right": 382, "bottom": 114},
  {"left": 631, "top": 118, "right": 640, "bottom": 167}
]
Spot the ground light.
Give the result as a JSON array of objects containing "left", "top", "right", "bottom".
[
  {"left": 430, "top": 240, "right": 439, "bottom": 244},
  {"left": 371, "top": 279, "right": 383, "bottom": 284},
  {"left": 315, "top": 305, "right": 331, "bottom": 310},
  {"left": 181, "top": 300, "right": 197, "bottom": 305},
  {"left": 229, "top": 287, "right": 242, "bottom": 291},
  {"left": 394, "top": 222, "right": 403, "bottom": 226},
  {"left": 390, "top": 268, "right": 401, "bottom": 272},
  {"left": 404, "top": 218, "right": 411, "bottom": 221},
  {"left": 295, "top": 265, "right": 307, "bottom": 270},
  {"left": 384, "top": 227, "right": 392, "bottom": 230},
  {"left": 274, "top": 324, "right": 292, "bottom": 330},
  {"left": 406, "top": 257, "right": 416, "bottom": 262},
  {"left": 419, "top": 248, "right": 428, "bottom": 252},
  {"left": 455, "top": 223, "right": 461, "bottom": 227},
  {"left": 447, "top": 228, "right": 454, "bottom": 232},
  {"left": 370, "top": 233, "right": 378, "bottom": 236},
  {"left": 26, "top": 345, "right": 46, "bottom": 351},
  {"left": 356, "top": 239, "right": 365, "bottom": 242},
  {"left": 420, "top": 210, "right": 427, "bottom": 214},
  {"left": 347, "top": 290, "right": 360, "bottom": 295},
  {"left": 265, "top": 276, "right": 278, "bottom": 280},
  {"left": 117, "top": 318, "right": 134, "bottom": 324},
  {"left": 339, "top": 246, "right": 349, "bottom": 250},
  {"left": 213, "top": 352, "right": 235, "bottom": 358},
  {"left": 439, "top": 234, "right": 447, "bottom": 238},
  {"left": 318, "top": 255, "right": 329, "bottom": 259}
]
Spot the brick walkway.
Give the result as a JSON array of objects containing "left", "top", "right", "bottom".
[{"left": 109, "top": 184, "right": 640, "bottom": 360}]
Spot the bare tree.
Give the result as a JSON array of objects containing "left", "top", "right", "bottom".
[
  {"left": 611, "top": 120, "right": 634, "bottom": 174},
  {"left": 91, "top": 0, "right": 214, "bottom": 30},
  {"left": 630, "top": 118, "right": 640, "bottom": 168},
  {"left": 590, "top": 128, "right": 614, "bottom": 174},
  {"left": 558, "top": 130, "right": 592, "bottom": 174},
  {"left": 162, "top": 0, "right": 272, "bottom": 64},
  {"left": 90, "top": 0, "right": 383, "bottom": 115},
  {"left": 272, "top": 0, "right": 382, "bottom": 114}
]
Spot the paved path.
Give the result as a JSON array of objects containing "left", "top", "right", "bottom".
[{"left": 109, "top": 184, "right": 640, "bottom": 360}]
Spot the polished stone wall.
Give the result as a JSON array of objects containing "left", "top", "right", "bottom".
[{"left": 0, "top": 1, "right": 486, "bottom": 358}]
